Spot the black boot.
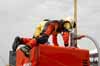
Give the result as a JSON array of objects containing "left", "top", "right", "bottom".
[
  {"left": 12, "top": 36, "right": 22, "bottom": 52},
  {"left": 64, "top": 44, "right": 69, "bottom": 47}
]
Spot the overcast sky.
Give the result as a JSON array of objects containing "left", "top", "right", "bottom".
[{"left": 0, "top": 0, "right": 100, "bottom": 65}]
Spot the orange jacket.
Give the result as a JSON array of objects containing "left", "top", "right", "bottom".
[
  {"left": 41, "top": 20, "right": 70, "bottom": 46},
  {"left": 16, "top": 38, "right": 38, "bottom": 66}
]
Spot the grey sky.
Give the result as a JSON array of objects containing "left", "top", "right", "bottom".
[{"left": 0, "top": 0, "right": 100, "bottom": 65}]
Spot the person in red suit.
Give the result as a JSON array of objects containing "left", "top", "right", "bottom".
[
  {"left": 12, "top": 36, "right": 37, "bottom": 66},
  {"left": 37, "top": 18, "right": 76, "bottom": 47}
]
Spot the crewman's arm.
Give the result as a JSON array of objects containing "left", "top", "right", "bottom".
[{"left": 37, "top": 23, "right": 54, "bottom": 44}]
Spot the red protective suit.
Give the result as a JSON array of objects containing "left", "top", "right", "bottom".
[
  {"left": 16, "top": 38, "right": 37, "bottom": 66},
  {"left": 41, "top": 20, "right": 70, "bottom": 46}
]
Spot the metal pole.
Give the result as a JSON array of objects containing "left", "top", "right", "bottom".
[
  {"left": 74, "top": 0, "right": 77, "bottom": 24},
  {"left": 74, "top": 0, "right": 77, "bottom": 33},
  {"left": 70, "top": 0, "right": 78, "bottom": 47}
]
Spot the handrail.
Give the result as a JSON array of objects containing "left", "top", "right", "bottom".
[{"left": 76, "top": 35, "right": 100, "bottom": 66}]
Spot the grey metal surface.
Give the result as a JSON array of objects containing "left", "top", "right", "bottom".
[{"left": 9, "top": 51, "right": 16, "bottom": 66}]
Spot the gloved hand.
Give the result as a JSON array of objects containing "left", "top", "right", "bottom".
[
  {"left": 20, "top": 45, "right": 31, "bottom": 57},
  {"left": 37, "top": 34, "right": 49, "bottom": 44}
]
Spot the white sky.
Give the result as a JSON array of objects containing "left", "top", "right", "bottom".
[{"left": 0, "top": 0, "right": 100, "bottom": 65}]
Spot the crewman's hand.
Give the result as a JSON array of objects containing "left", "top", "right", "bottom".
[{"left": 37, "top": 34, "right": 49, "bottom": 44}]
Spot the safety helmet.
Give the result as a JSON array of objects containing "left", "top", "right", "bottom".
[
  {"left": 63, "top": 16, "right": 74, "bottom": 25},
  {"left": 62, "top": 16, "right": 76, "bottom": 31}
]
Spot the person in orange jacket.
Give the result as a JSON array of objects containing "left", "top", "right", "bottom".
[
  {"left": 12, "top": 19, "right": 49, "bottom": 66},
  {"left": 12, "top": 36, "right": 37, "bottom": 66},
  {"left": 37, "top": 18, "right": 76, "bottom": 47},
  {"left": 13, "top": 36, "right": 44, "bottom": 66},
  {"left": 33, "top": 17, "right": 75, "bottom": 47}
]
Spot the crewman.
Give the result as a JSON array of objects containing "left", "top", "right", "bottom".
[{"left": 37, "top": 17, "right": 76, "bottom": 47}]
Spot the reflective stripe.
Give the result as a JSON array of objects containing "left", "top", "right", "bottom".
[
  {"left": 16, "top": 44, "right": 26, "bottom": 51},
  {"left": 23, "top": 62, "right": 32, "bottom": 66}
]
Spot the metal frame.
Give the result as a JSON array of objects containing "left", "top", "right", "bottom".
[{"left": 78, "top": 35, "right": 100, "bottom": 66}]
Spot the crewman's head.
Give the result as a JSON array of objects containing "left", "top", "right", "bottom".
[{"left": 62, "top": 16, "right": 76, "bottom": 31}]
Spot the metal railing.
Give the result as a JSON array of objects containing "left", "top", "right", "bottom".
[{"left": 76, "top": 35, "right": 100, "bottom": 66}]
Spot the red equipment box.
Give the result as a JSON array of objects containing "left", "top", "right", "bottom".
[{"left": 31, "top": 45, "right": 90, "bottom": 66}]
